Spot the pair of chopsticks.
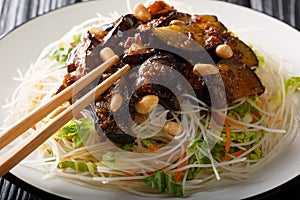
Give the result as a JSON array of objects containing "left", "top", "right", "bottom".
[{"left": 0, "top": 55, "right": 130, "bottom": 177}]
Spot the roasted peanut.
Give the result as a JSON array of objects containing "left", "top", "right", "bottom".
[
  {"left": 135, "top": 95, "right": 159, "bottom": 114},
  {"left": 99, "top": 47, "right": 116, "bottom": 62},
  {"left": 193, "top": 63, "right": 219, "bottom": 76},
  {"left": 133, "top": 3, "right": 151, "bottom": 23},
  {"left": 110, "top": 93, "right": 123, "bottom": 112},
  {"left": 215, "top": 44, "right": 233, "bottom": 59},
  {"left": 89, "top": 26, "right": 105, "bottom": 39},
  {"left": 163, "top": 121, "right": 183, "bottom": 136},
  {"left": 169, "top": 20, "right": 186, "bottom": 26}
]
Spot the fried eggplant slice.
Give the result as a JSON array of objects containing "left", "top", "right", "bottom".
[
  {"left": 176, "top": 12, "right": 218, "bottom": 24},
  {"left": 59, "top": 0, "right": 265, "bottom": 145},
  {"left": 159, "top": 20, "right": 230, "bottom": 49},
  {"left": 147, "top": 0, "right": 175, "bottom": 18},
  {"left": 218, "top": 58, "right": 265, "bottom": 103},
  {"left": 225, "top": 36, "right": 258, "bottom": 67},
  {"left": 95, "top": 86, "right": 136, "bottom": 144},
  {"left": 129, "top": 53, "right": 192, "bottom": 111},
  {"left": 192, "top": 14, "right": 218, "bottom": 23}
]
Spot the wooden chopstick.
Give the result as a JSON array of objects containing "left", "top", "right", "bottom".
[
  {"left": 0, "top": 64, "right": 130, "bottom": 177},
  {"left": 0, "top": 55, "right": 119, "bottom": 150}
]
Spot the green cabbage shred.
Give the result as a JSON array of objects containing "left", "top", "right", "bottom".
[
  {"left": 143, "top": 170, "right": 183, "bottom": 197},
  {"left": 55, "top": 118, "right": 93, "bottom": 148}
]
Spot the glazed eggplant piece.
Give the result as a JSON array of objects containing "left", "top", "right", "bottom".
[
  {"left": 197, "top": 20, "right": 230, "bottom": 45},
  {"left": 192, "top": 14, "right": 218, "bottom": 23},
  {"left": 150, "top": 20, "right": 230, "bottom": 62},
  {"left": 66, "top": 14, "right": 140, "bottom": 74},
  {"left": 98, "top": 113, "right": 136, "bottom": 144},
  {"left": 94, "top": 52, "right": 203, "bottom": 144},
  {"left": 95, "top": 85, "right": 136, "bottom": 144},
  {"left": 66, "top": 35, "right": 92, "bottom": 74},
  {"left": 87, "top": 14, "right": 140, "bottom": 68},
  {"left": 217, "top": 58, "right": 265, "bottom": 103},
  {"left": 129, "top": 53, "right": 193, "bottom": 111},
  {"left": 151, "top": 15, "right": 258, "bottom": 67},
  {"left": 150, "top": 27, "right": 214, "bottom": 65},
  {"left": 225, "top": 36, "right": 259, "bottom": 68},
  {"left": 176, "top": 12, "right": 218, "bottom": 24},
  {"left": 147, "top": 0, "right": 175, "bottom": 18},
  {"left": 57, "top": 0, "right": 265, "bottom": 145}
]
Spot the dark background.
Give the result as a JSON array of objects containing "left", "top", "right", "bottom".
[
  {"left": 1, "top": 0, "right": 300, "bottom": 37},
  {"left": 0, "top": 0, "right": 299, "bottom": 199}
]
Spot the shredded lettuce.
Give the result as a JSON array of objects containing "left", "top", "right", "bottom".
[
  {"left": 257, "top": 55, "right": 265, "bottom": 67},
  {"left": 49, "top": 46, "right": 72, "bottom": 62},
  {"left": 219, "top": 132, "right": 261, "bottom": 160},
  {"left": 187, "top": 138, "right": 203, "bottom": 154},
  {"left": 230, "top": 100, "right": 261, "bottom": 123},
  {"left": 233, "top": 103, "right": 250, "bottom": 116},
  {"left": 187, "top": 138, "right": 210, "bottom": 163},
  {"left": 55, "top": 118, "right": 94, "bottom": 148},
  {"left": 221, "top": 131, "right": 257, "bottom": 143},
  {"left": 119, "top": 143, "right": 134, "bottom": 151},
  {"left": 141, "top": 139, "right": 154, "bottom": 147},
  {"left": 269, "top": 77, "right": 300, "bottom": 111},
  {"left": 143, "top": 170, "right": 183, "bottom": 197},
  {"left": 186, "top": 164, "right": 200, "bottom": 180},
  {"left": 186, "top": 138, "right": 213, "bottom": 180},
  {"left": 72, "top": 33, "right": 82, "bottom": 45},
  {"left": 58, "top": 161, "right": 97, "bottom": 174},
  {"left": 46, "top": 149, "right": 55, "bottom": 157},
  {"left": 285, "top": 77, "right": 300, "bottom": 92},
  {"left": 102, "top": 151, "right": 119, "bottom": 163},
  {"left": 48, "top": 33, "right": 81, "bottom": 62},
  {"left": 249, "top": 145, "right": 262, "bottom": 160},
  {"left": 187, "top": 130, "right": 261, "bottom": 173}
]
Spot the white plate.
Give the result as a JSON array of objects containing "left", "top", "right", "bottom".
[{"left": 1, "top": 0, "right": 300, "bottom": 199}]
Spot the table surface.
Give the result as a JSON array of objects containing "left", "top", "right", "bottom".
[{"left": 0, "top": 0, "right": 299, "bottom": 199}]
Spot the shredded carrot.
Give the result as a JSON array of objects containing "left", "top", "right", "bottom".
[
  {"left": 214, "top": 111, "right": 247, "bottom": 161},
  {"left": 223, "top": 149, "right": 245, "bottom": 161},
  {"left": 250, "top": 113, "right": 259, "bottom": 123},
  {"left": 231, "top": 149, "right": 245, "bottom": 157},
  {"left": 31, "top": 124, "right": 37, "bottom": 131},
  {"left": 213, "top": 111, "right": 247, "bottom": 132},
  {"left": 174, "top": 173, "right": 182, "bottom": 182},
  {"left": 174, "top": 164, "right": 184, "bottom": 182},
  {"left": 126, "top": 173, "right": 134, "bottom": 183},
  {"left": 210, "top": 119, "right": 218, "bottom": 129},
  {"left": 275, "top": 119, "right": 282, "bottom": 124},
  {"left": 146, "top": 171, "right": 154, "bottom": 176},
  {"left": 174, "top": 152, "right": 186, "bottom": 182},
  {"left": 224, "top": 123, "right": 231, "bottom": 159},
  {"left": 224, "top": 116, "right": 247, "bottom": 132},
  {"left": 148, "top": 144, "right": 158, "bottom": 152},
  {"left": 257, "top": 100, "right": 263, "bottom": 109}
]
